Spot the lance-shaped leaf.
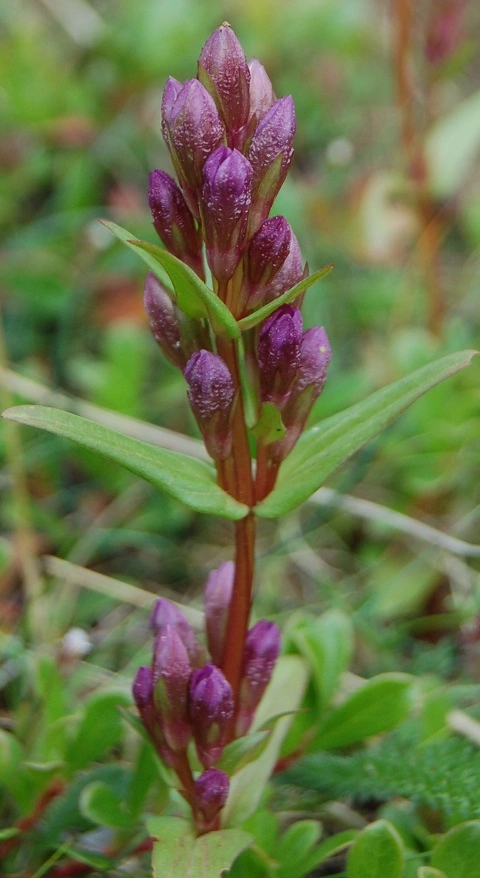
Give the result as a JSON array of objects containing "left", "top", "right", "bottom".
[
  {"left": 102, "top": 221, "right": 240, "bottom": 340},
  {"left": 2, "top": 406, "right": 248, "bottom": 520},
  {"left": 238, "top": 263, "right": 333, "bottom": 331},
  {"left": 256, "top": 350, "right": 477, "bottom": 518}
]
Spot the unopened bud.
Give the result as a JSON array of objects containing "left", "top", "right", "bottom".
[
  {"left": 201, "top": 146, "right": 252, "bottom": 282},
  {"left": 194, "top": 768, "right": 230, "bottom": 830},
  {"left": 198, "top": 24, "right": 251, "bottom": 148},
  {"left": 189, "top": 664, "right": 234, "bottom": 768},
  {"left": 265, "top": 229, "right": 304, "bottom": 303},
  {"left": 245, "top": 215, "right": 291, "bottom": 309},
  {"left": 270, "top": 326, "right": 332, "bottom": 462},
  {"left": 247, "top": 96, "right": 296, "bottom": 231},
  {"left": 144, "top": 273, "right": 185, "bottom": 368},
  {"left": 257, "top": 305, "right": 303, "bottom": 407},
  {"left": 184, "top": 350, "right": 236, "bottom": 461},
  {"left": 151, "top": 597, "right": 200, "bottom": 666},
  {"left": 204, "top": 562, "right": 234, "bottom": 665},
  {"left": 162, "top": 78, "right": 225, "bottom": 214},
  {"left": 248, "top": 59, "right": 276, "bottom": 128},
  {"left": 148, "top": 170, "right": 204, "bottom": 277},
  {"left": 152, "top": 625, "right": 192, "bottom": 752},
  {"left": 132, "top": 665, "right": 175, "bottom": 766},
  {"left": 236, "top": 620, "right": 281, "bottom": 735}
]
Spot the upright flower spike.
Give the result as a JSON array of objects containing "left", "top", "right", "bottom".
[
  {"left": 201, "top": 146, "right": 253, "bottom": 283},
  {"left": 152, "top": 624, "right": 192, "bottom": 752},
  {"left": 148, "top": 170, "right": 204, "bottom": 277},
  {"left": 247, "top": 95, "right": 296, "bottom": 232},
  {"left": 236, "top": 620, "right": 281, "bottom": 736},
  {"left": 189, "top": 664, "right": 234, "bottom": 768},
  {"left": 161, "top": 78, "right": 225, "bottom": 215},
  {"left": 257, "top": 305, "right": 303, "bottom": 407},
  {"left": 198, "top": 24, "right": 251, "bottom": 149},
  {"left": 150, "top": 597, "right": 201, "bottom": 666},
  {"left": 184, "top": 350, "right": 236, "bottom": 461},
  {"left": 204, "top": 561, "right": 235, "bottom": 666}
]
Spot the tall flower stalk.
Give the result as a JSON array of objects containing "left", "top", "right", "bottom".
[{"left": 137, "top": 22, "right": 331, "bottom": 831}]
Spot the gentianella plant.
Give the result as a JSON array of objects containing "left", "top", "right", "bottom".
[{"left": 3, "top": 22, "right": 476, "bottom": 877}]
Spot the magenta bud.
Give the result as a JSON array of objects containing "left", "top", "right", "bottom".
[
  {"left": 245, "top": 216, "right": 292, "bottom": 309},
  {"left": 151, "top": 597, "right": 200, "bottom": 666},
  {"left": 152, "top": 625, "right": 192, "bottom": 752},
  {"left": 236, "top": 620, "right": 281, "bottom": 736},
  {"left": 201, "top": 146, "right": 252, "bottom": 282},
  {"left": 198, "top": 24, "right": 251, "bottom": 146},
  {"left": 265, "top": 230, "right": 304, "bottom": 303},
  {"left": 162, "top": 78, "right": 225, "bottom": 213},
  {"left": 184, "top": 350, "right": 236, "bottom": 461},
  {"left": 204, "top": 562, "right": 234, "bottom": 665},
  {"left": 189, "top": 664, "right": 234, "bottom": 768},
  {"left": 425, "top": 3, "right": 463, "bottom": 65},
  {"left": 247, "top": 95, "right": 296, "bottom": 231},
  {"left": 257, "top": 305, "right": 303, "bottom": 406},
  {"left": 144, "top": 273, "right": 186, "bottom": 368},
  {"left": 194, "top": 768, "right": 230, "bottom": 830},
  {"left": 132, "top": 664, "right": 154, "bottom": 711},
  {"left": 148, "top": 170, "right": 204, "bottom": 277},
  {"left": 248, "top": 58, "right": 276, "bottom": 128},
  {"left": 270, "top": 326, "right": 332, "bottom": 463}
]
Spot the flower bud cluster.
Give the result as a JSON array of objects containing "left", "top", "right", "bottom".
[
  {"left": 133, "top": 576, "right": 280, "bottom": 828},
  {"left": 144, "top": 23, "right": 331, "bottom": 472}
]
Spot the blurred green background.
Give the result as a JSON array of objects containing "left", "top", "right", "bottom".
[{"left": 1, "top": 0, "right": 479, "bottom": 658}]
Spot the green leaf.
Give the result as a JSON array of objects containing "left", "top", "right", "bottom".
[
  {"left": 251, "top": 402, "right": 286, "bottom": 445},
  {"left": 431, "top": 821, "right": 480, "bottom": 878},
  {"left": 217, "top": 730, "right": 270, "bottom": 775},
  {"left": 223, "top": 656, "right": 309, "bottom": 826},
  {"left": 148, "top": 816, "right": 252, "bottom": 878},
  {"left": 2, "top": 406, "right": 248, "bottom": 521},
  {"left": 238, "top": 264, "right": 333, "bottom": 331},
  {"left": 291, "top": 610, "right": 353, "bottom": 713},
  {"left": 425, "top": 89, "right": 480, "bottom": 198},
  {"left": 315, "top": 673, "right": 414, "bottom": 749},
  {"left": 347, "top": 820, "right": 404, "bottom": 878},
  {"left": 79, "top": 781, "right": 133, "bottom": 829},
  {"left": 102, "top": 221, "right": 240, "bottom": 339},
  {"left": 302, "top": 830, "right": 357, "bottom": 875},
  {"left": 65, "top": 690, "right": 131, "bottom": 772},
  {"left": 256, "top": 350, "right": 477, "bottom": 518}
]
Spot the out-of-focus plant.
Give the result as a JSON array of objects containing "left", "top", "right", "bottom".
[{"left": 1, "top": 20, "right": 478, "bottom": 878}]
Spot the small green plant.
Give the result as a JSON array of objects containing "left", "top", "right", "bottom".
[{"left": 2, "top": 21, "right": 478, "bottom": 878}]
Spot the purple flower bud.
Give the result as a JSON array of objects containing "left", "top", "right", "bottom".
[
  {"left": 189, "top": 664, "right": 234, "bottom": 768},
  {"left": 133, "top": 665, "right": 175, "bottom": 766},
  {"left": 144, "top": 273, "right": 185, "bottom": 368},
  {"left": 184, "top": 350, "right": 236, "bottom": 461},
  {"left": 257, "top": 305, "right": 303, "bottom": 407},
  {"left": 148, "top": 170, "right": 204, "bottom": 277},
  {"left": 247, "top": 96, "right": 296, "bottom": 231},
  {"left": 236, "top": 620, "right": 281, "bottom": 736},
  {"left": 248, "top": 59, "right": 276, "bottom": 128},
  {"left": 265, "top": 229, "right": 304, "bottom": 302},
  {"left": 245, "top": 216, "right": 292, "bottom": 309},
  {"left": 270, "top": 326, "right": 332, "bottom": 463},
  {"left": 201, "top": 146, "right": 252, "bottom": 283},
  {"left": 204, "top": 562, "right": 234, "bottom": 665},
  {"left": 162, "top": 78, "right": 225, "bottom": 214},
  {"left": 194, "top": 768, "right": 230, "bottom": 830},
  {"left": 151, "top": 597, "right": 200, "bottom": 666},
  {"left": 198, "top": 25, "right": 251, "bottom": 147},
  {"left": 152, "top": 625, "right": 192, "bottom": 752}
]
